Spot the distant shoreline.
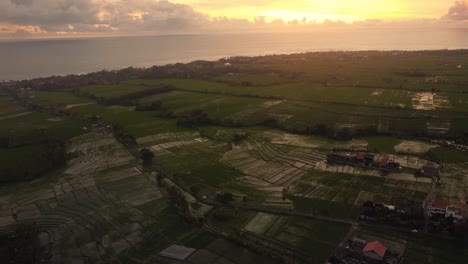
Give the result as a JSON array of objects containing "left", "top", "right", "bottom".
[{"left": 2, "top": 48, "right": 468, "bottom": 82}]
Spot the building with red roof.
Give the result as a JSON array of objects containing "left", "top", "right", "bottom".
[
  {"left": 363, "top": 240, "right": 387, "bottom": 261},
  {"left": 428, "top": 200, "right": 448, "bottom": 216}
]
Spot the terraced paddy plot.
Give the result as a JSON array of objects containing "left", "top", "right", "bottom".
[
  {"left": 140, "top": 133, "right": 242, "bottom": 192},
  {"left": 221, "top": 139, "right": 325, "bottom": 187},
  {"left": 138, "top": 132, "right": 295, "bottom": 208},
  {"left": 0, "top": 131, "right": 232, "bottom": 263},
  {"left": 243, "top": 212, "right": 350, "bottom": 264},
  {"left": 137, "top": 131, "right": 202, "bottom": 147},
  {"left": 436, "top": 162, "right": 468, "bottom": 205},
  {"left": 290, "top": 169, "right": 429, "bottom": 214}
]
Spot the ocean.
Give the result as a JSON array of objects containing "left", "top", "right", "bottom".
[{"left": 1, "top": 30, "right": 467, "bottom": 81}]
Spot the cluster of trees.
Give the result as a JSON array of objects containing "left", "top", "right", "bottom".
[
  {"left": 0, "top": 136, "right": 67, "bottom": 183},
  {"left": 112, "top": 124, "right": 137, "bottom": 148},
  {"left": 75, "top": 85, "right": 175, "bottom": 105},
  {"left": 135, "top": 101, "right": 162, "bottom": 111},
  {"left": 176, "top": 110, "right": 212, "bottom": 128},
  {"left": 139, "top": 148, "right": 154, "bottom": 166},
  {"left": 167, "top": 186, "right": 190, "bottom": 216}
]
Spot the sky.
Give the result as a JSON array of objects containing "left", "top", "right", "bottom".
[{"left": 0, "top": 0, "right": 467, "bottom": 39}]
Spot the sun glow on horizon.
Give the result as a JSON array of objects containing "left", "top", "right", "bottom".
[{"left": 175, "top": 0, "right": 449, "bottom": 22}]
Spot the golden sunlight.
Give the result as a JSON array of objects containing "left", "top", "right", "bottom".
[{"left": 175, "top": 0, "right": 449, "bottom": 22}]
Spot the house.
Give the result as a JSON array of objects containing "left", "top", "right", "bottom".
[
  {"left": 446, "top": 206, "right": 464, "bottom": 221},
  {"left": 363, "top": 240, "right": 387, "bottom": 261},
  {"left": 421, "top": 165, "right": 439, "bottom": 177},
  {"left": 380, "top": 155, "right": 390, "bottom": 168},
  {"left": 428, "top": 200, "right": 448, "bottom": 216}
]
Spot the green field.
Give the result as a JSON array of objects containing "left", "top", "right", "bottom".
[
  {"left": 356, "top": 227, "right": 468, "bottom": 264},
  {"left": 1, "top": 50, "right": 468, "bottom": 263},
  {"left": 289, "top": 169, "right": 429, "bottom": 219},
  {"left": 79, "top": 83, "right": 158, "bottom": 99},
  {"left": 241, "top": 212, "right": 350, "bottom": 263},
  {"left": 0, "top": 96, "right": 26, "bottom": 117},
  {"left": 23, "top": 91, "right": 92, "bottom": 106}
]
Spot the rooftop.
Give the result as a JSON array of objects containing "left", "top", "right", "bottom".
[{"left": 363, "top": 240, "right": 387, "bottom": 258}]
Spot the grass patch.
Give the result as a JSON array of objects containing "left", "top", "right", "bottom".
[
  {"left": 426, "top": 146, "right": 468, "bottom": 163},
  {"left": 364, "top": 136, "right": 402, "bottom": 153}
]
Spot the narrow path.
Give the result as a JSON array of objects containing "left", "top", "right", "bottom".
[{"left": 423, "top": 175, "right": 438, "bottom": 233}]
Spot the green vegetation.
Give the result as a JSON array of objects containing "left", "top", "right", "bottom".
[
  {"left": 79, "top": 84, "right": 154, "bottom": 99},
  {"left": 426, "top": 146, "right": 468, "bottom": 163},
  {"left": 365, "top": 136, "right": 402, "bottom": 153},
  {"left": 1, "top": 50, "right": 468, "bottom": 263},
  {"left": 23, "top": 91, "right": 91, "bottom": 106},
  {"left": 357, "top": 227, "right": 468, "bottom": 264}
]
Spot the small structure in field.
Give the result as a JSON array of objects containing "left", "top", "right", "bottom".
[
  {"left": 224, "top": 62, "right": 232, "bottom": 67},
  {"left": 457, "top": 65, "right": 462, "bottom": 69},
  {"left": 420, "top": 165, "right": 440, "bottom": 177},
  {"left": 159, "top": 245, "right": 196, "bottom": 260},
  {"left": 363, "top": 240, "right": 387, "bottom": 261}
]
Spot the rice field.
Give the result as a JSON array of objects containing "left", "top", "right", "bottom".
[
  {"left": 242, "top": 212, "right": 350, "bottom": 263},
  {"left": 1, "top": 131, "right": 276, "bottom": 264},
  {"left": 354, "top": 226, "right": 468, "bottom": 264},
  {"left": 288, "top": 169, "right": 430, "bottom": 219},
  {"left": 24, "top": 91, "right": 93, "bottom": 106},
  {"left": 0, "top": 96, "right": 27, "bottom": 118}
]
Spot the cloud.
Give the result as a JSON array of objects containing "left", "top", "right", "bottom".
[
  {"left": 0, "top": 0, "right": 467, "bottom": 38},
  {"left": 0, "top": 0, "right": 208, "bottom": 35},
  {"left": 10, "top": 0, "right": 33, "bottom": 6},
  {"left": 445, "top": 0, "right": 468, "bottom": 20},
  {"left": 0, "top": 0, "right": 102, "bottom": 30}
]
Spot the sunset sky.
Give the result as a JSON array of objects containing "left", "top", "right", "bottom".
[{"left": 0, "top": 0, "right": 467, "bottom": 38}]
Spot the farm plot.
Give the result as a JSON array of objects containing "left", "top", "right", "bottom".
[
  {"left": 0, "top": 131, "right": 224, "bottom": 264},
  {"left": 242, "top": 212, "right": 350, "bottom": 264},
  {"left": 436, "top": 162, "right": 468, "bottom": 205},
  {"left": 25, "top": 91, "right": 93, "bottom": 107},
  {"left": 141, "top": 134, "right": 242, "bottom": 193},
  {"left": 221, "top": 138, "right": 325, "bottom": 187},
  {"left": 139, "top": 132, "right": 297, "bottom": 208},
  {"left": 261, "top": 130, "right": 368, "bottom": 151},
  {"left": 354, "top": 226, "right": 468, "bottom": 264},
  {"left": 289, "top": 169, "right": 430, "bottom": 217},
  {"left": 137, "top": 131, "right": 202, "bottom": 147},
  {"left": 394, "top": 140, "right": 438, "bottom": 154},
  {"left": 0, "top": 96, "right": 28, "bottom": 118},
  {"left": 140, "top": 90, "right": 269, "bottom": 121}
]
